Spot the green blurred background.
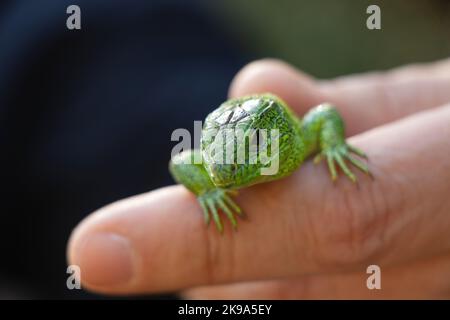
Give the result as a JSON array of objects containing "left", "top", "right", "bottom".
[{"left": 209, "top": 0, "right": 450, "bottom": 77}]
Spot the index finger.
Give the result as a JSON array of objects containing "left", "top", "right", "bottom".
[{"left": 230, "top": 58, "right": 450, "bottom": 135}]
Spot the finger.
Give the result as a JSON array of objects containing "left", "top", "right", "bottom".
[
  {"left": 68, "top": 103, "right": 450, "bottom": 295},
  {"left": 229, "top": 59, "right": 323, "bottom": 112},
  {"left": 230, "top": 58, "right": 450, "bottom": 135},
  {"left": 184, "top": 253, "right": 450, "bottom": 299}
]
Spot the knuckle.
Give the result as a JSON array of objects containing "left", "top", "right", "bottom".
[
  {"left": 313, "top": 180, "right": 395, "bottom": 269},
  {"left": 201, "top": 231, "right": 236, "bottom": 285}
]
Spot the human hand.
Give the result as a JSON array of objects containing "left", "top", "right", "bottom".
[{"left": 67, "top": 58, "right": 450, "bottom": 299}]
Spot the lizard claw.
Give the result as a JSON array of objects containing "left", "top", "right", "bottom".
[
  {"left": 316, "top": 143, "right": 371, "bottom": 182},
  {"left": 198, "top": 189, "right": 243, "bottom": 233}
]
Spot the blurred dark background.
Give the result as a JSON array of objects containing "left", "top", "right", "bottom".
[{"left": 0, "top": 0, "right": 449, "bottom": 299}]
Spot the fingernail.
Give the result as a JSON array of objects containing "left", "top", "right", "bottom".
[{"left": 74, "top": 233, "right": 134, "bottom": 287}]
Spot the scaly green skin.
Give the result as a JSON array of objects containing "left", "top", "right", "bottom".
[{"left": 169, "top": 94, "right": 370, "bottom": 232}]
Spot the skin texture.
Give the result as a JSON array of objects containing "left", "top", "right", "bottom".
[
  {"left": 67, "top": 58, "right": 450, "bottom": 299},
  {"left": 169, "top": 95, "right": 370, "bottom": 232}
]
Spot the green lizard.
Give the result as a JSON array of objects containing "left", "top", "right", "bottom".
[{"left": 169, "top": 94, "right": 370, "bottom": 232}]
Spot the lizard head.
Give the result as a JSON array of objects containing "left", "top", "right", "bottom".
[{"left": 201, "top": 94, "right": 302, "bottom": 188}]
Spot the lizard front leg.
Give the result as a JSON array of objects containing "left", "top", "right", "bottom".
[
  {"left": 302, "top": 103, "right": 371, "bottom": 182},
  {"left": 169, "top": 149, "right": 243, "bottom": 232}
]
